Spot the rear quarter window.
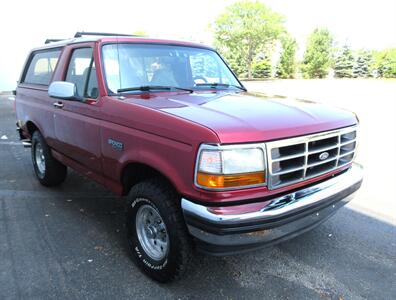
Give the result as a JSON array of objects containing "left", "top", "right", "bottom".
[{"left": 23, "top": 49, "right": 61, "bottom": 85}]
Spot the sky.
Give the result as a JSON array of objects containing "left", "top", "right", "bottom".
[{"left": 0, "top": 0, "right": 395, "bottom": 91}]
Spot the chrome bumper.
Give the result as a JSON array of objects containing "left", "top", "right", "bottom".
[{"left": 182, "top": 163, "right": 363, "bottom": 255}]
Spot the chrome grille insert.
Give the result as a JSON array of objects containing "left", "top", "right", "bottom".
[{"left": 266, "top": 126, "right": 357, "bottom": 189}]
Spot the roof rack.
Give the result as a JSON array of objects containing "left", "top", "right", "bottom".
[
  {"left": 74, "top": 31, "right": 137, "bottom": 38},
  {"left": 44, "top": 32, "right": 139, "bottom": 45},
  {"left": 45, "top": 39, "right": 65, "bottom": 44}
]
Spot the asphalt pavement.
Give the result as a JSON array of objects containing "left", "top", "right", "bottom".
[{"left": 0, "top": 92, "right": 395, "bottom": 300}]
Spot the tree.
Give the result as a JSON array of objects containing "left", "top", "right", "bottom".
[
  {"left": 334, "top": 45, "right": 354, "bottom": 78},
  {"left": 301, "top": 28, "right": 333, "bottom": 78},
  {"left": 252, "top": 54, "right": 271, "bottom": 78},
  {"left": 276, "top": 34, "right": 297, "bottom": 78},
  {"left": 213, "top": 0, "right": 285, "bottom": 79},
  {"left": 353, "top": 50, "right": 373, "bottom": 78},
  {"left": 374, "top": 48, "right": 396, "bottom": 78},
  {"left": 222, "top": 50, "right": 247, "bottom": 77},
  {"left": 132, "top": 30, "right": 148, "bottom": 37}
]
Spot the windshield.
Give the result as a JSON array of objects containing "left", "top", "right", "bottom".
[{"left": 101, "top": 43, "right": 242, "bottom": 94}]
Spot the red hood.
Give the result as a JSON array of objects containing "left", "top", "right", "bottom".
[{"left": 121, "top": 91, "right": 358, "bottom": 143}]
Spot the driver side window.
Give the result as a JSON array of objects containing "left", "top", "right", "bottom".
[{"left": 66, "top": 48, "right": 98, "bottom": 99}]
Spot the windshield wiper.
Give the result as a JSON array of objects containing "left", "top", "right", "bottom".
[
  {"left": 117, "top": 85, "right": 193, "bottom": 93},
  {"left": 195, "top": 83, "right": 247, "bottom": 91}
]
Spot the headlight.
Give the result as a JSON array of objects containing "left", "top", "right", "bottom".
[{"left": 195, "top": 144, "right": 266, "bottom": 190}]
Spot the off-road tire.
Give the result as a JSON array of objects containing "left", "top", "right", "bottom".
[
  {"left": 126, "top": 178, "right": 193, "bottom": 282},
  {"left": 31, "top": 131, "right": 67, "bottom": 186}
]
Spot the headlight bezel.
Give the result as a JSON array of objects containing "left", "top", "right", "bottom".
[{"left": 194, "top": 142, "right": 268, "bottom": 191}]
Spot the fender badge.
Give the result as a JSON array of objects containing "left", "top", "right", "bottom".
[{"left": 108, "top": 138, "right": 124, "bottom": 151}]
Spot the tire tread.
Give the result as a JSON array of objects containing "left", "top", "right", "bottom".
[{"left": 126, "top": 177, "right": 192, "bottom": 282}]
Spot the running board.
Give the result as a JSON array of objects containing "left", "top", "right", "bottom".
[{"left": 22, "top": 139, "right": 32, "bottom": 148}]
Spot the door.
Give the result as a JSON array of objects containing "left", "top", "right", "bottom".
[{"left": 53, "top": 46, "right": 102, "bottom": 173}]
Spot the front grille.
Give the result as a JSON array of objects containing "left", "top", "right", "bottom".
[{"left": 266, "top": 126, "right": 357, "bottom": 189}]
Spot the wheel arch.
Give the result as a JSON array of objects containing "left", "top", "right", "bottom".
[
  {"left": 25, "top": 120, "right": 40, "bottom": 138},
  {"left": 121, "top": 162, "right": 179, "bottom": 196}
]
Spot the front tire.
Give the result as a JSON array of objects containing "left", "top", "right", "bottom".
[
  {"left": 126, "top": 178, "right": 192, "bottom": 282},
  {"left": 31, "top": 131, "right": 67, "bottom": 186}
]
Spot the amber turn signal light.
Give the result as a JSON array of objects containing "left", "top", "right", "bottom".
[{"left": 197, "top": 171, "right": 265, "bottom": 189}]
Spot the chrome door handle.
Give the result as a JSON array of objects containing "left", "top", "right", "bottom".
[{"left": 53, "top": 102, "right": 64, "bottom": 109}]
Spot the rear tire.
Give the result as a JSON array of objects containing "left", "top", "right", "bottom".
[
  {"left": 31, "top": 131, "right": 67, "bottom": 186},
  {"left": 126, "top": 178, "right": 192, "bottom": 282}
]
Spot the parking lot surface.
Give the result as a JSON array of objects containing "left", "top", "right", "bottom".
[{"left": 0, "top": 80, "right": 395, "bottom": 299}]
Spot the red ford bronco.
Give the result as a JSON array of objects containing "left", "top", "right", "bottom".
[{"left": 15, "top": 32, "right": 363, "bottom": 282}]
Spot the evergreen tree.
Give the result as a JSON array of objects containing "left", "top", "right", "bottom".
[
  {"left": 353, "top": 50, "right": 372, "bottom": 78},
  {"left": 334, "top": 45, "right": 354, "bottom": 78},
  {"left": 301, "top": 28, "right": 333, "bottom": 78},
  {"left": 276, "top": 34, "right": 297, "bottom": 79}
]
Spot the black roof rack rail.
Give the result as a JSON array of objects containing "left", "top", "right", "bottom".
[
  {"left": 45, "top": 39, "right": 65, "bottom": 44},
  {"left": 74, "top": 32, "right": 137, "bottom": 38}
]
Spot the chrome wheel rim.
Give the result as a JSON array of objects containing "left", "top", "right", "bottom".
[
  {"left": 35, "top": 143, "right": 46, "bottom": 174},
  {"left": 135, "top": 203, "right": 169, "bottom": 261}
]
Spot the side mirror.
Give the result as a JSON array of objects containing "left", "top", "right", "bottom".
[{"left": 48, "top": 81, "right": 82, "bottom": 101}]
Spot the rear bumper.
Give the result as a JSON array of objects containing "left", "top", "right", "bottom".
[{"left": 182, "top": 163, "right": 363, "bottom": 255}]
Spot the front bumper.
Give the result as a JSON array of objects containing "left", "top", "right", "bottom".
[{"left": 182, "top": 163, "right": 363, "bottom": 255}]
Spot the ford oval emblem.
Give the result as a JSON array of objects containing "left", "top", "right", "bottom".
[{"left": 319, "top": 152, "right": 329, "bottom": 160}]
